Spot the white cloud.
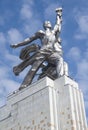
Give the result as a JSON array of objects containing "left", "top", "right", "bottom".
[
  {"left": 0, "top": 32, "right": 6, "bottom": 44},
  {"left": 78, "top": 79, "right": 88, "bottom": 94},
  {"left": 44, "top": 3, "right": 58, "bottom": 20},
  {"left": 74, "top": 51, "right": 88, "bottom": 96},
  {"left": 7, "top": 28, "right": 23, "bottom": 44},
  {"left": 74, "top": 8, "right": 88, "bottom": 40},
  {"left": 0, "top": 98, "right": 6, "bottom": 107},
  {"left": 20, "top": 0, "right": 34, "bottom": 21},
  {"left": 0, "top": 84, "right": 6, "bottom": 96},
  {"left": 23, "top": 20, "right": 42, "bottom": 35},
  {"left": 20, "top": 4, "right": 33, "bottom": 20},
  {"left": 84, "top": 48, "right": 88, "bottom": 59},
  {"left": 19, "top": 1, "right": 43, "bottom": 35},
  {"left": 0, "top": 32, "right": 7, "bottom": 55},
  {"left": 67, "top": 45, "right": 88, "bottom": 123},
  {"left": 76, "top": 59, "right": 88, "bottom": 80},
  {"left": 68, "top": 8, "right": 88, "bottom": 97},
  {"left": 67, "top": 8, "right": 88, "bottom": 100},
  {"left": 0, "top": 1, "right": 39, "bottom": 102},
  {"left": 42, "top": 0, "right": 50, "bottom": 5},
  {"left": 1, "top": 79, "right": 20, "bottom": 92},
  {"left": 78, "top": 15, "right": 88, "bottom": 34},
  {"left": 0, "top": 65, "right": 20, "bottom": 106},
  {"left": 75, "top": 33, "right": 87, "bottom": 40},
  {"left": 22, "top": 0, "right": 33, "bottom": 5},
  {"left": 0, "top": 67, "right": 9, "bottom": 79},
  {"left": 0, "top": 85, "right": 7, "bottom": 107},
  {"left": 0, "top": 65, "right": 19, "bottom": 89},
  {"left": 67, "top": 47, "right": 81, "bottom": 61},
  {"left": 0, "top": 78, "right": 20, "bottom": 106},
  {"left": 5, "top": 52, "right": 20, "bottom": 66},
  {"left": 67, "top": 45, "right": 88, "bottom": 96},
  {"left": 0, "top": 30, "right": 21, "bottom": 106},
  {"left": 42, "top": 0, "right": 59, "bottom": 6},
  {"left": 0, "top": 16, "right": 5, "bottom": 26},
  {"left": 76, "top": 59, "right": 88, "bottom": 94}
]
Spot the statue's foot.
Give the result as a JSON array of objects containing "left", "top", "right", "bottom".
[
  {"left": 14, "top": 72, "right": 19, "bottom": 76},
  {"left": 19, "top": 85, "right": 27, "bottom": 90},
  {"left": 13, "top": 66, "right": 21, "bottom": 76}
]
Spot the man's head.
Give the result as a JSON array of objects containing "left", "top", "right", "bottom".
[{"left": 43, "top": 21, "right": 52, "bottom": 30}]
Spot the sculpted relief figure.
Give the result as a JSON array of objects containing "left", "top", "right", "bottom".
[{"left": 11, "top": 7, "right": 68, "bottom": 90}]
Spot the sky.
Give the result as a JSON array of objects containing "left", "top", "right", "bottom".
[{"left": 0, "top": 0, "right": 88, "bottom": 123}]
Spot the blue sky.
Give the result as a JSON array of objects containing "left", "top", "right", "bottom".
[{"left": 0, "top": 0, "right": 88, "bottom": 122}]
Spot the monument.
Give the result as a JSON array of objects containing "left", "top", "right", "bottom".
[
  {"left": 0, "top": 7, "right": 87, "bottom": 130},
  {"left": 10, "top": 7, "right": 68, "bottom": 90}
]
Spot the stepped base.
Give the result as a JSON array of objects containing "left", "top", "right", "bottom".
[{"left": 0, "top": 76, "right": 87, "bottom": 130}]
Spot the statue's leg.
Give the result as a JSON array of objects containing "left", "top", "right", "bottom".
[
  {"left": 63, "top": 61, "right": 69, "bottom": 76},
  {"left": 38, "top": 63, "right": 57, "bottom": 80},
  {"left": 19, "top": 44, "right": 40, "bottom": 60},
  {"left": 48, "top": 52, "right": 64, "bottom": 77},
  {"left": 56, "top": 57, "right": 64, "bottom": 77},
  {"left": 13, "top": 53, "right": 37, "bottom": 76},
  {"left": 19, "top": 57, "right": 45, "bottom": 90}
]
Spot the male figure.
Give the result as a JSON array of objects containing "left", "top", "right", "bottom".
[{"left": 11, "top": 7, "right": 65, "bottom": 89}]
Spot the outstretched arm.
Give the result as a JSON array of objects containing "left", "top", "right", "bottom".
[
  {"left": 10, "top": 33, "right": 38, "bottom": 48},
  {"left": 54, "top": 7, "right": 62, "bottom": 33}
]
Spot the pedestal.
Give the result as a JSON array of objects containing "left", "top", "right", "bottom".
[{"left": 0, "top": 76, "right": 87, "bottom": 130}]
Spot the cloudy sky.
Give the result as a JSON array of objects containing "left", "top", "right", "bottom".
[{"left": 0, "top": 0, "right": 88, "bottom": 122}]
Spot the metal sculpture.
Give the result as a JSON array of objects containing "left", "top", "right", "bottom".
[{"left": 11, "top": 7, "right": 67, "bottom": 90}]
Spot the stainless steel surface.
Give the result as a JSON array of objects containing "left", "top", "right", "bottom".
[{"left": 11, "top": 7, "right": 66, "bottom": 90}]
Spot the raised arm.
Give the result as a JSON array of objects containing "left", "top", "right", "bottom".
[
  {"left": 53, "top": 7, "right": 62, "bottom": 34},
  {"left": 10, "top": 33, "right": 39, "bottom": 48}
]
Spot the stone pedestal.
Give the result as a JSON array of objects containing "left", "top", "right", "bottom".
[{"left": 0, "top": 76, "right": 87, "bottom": 130}]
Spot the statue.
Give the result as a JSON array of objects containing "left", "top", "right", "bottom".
[{"left": 10, "top": 7, "right": 68, "bottom": 90}]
